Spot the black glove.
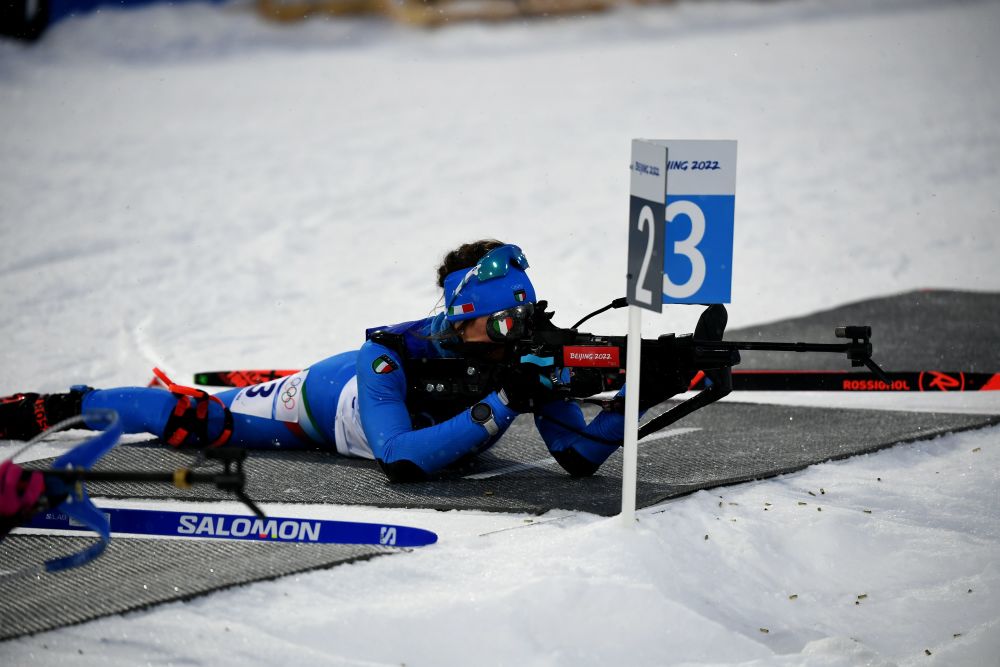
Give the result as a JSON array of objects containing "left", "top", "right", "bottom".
[
  {"left": 530, "top": 301, "right": 559, "bottom": 332},
  {"left": 498, "top": 363, "right": 556, "bottom": 413}
]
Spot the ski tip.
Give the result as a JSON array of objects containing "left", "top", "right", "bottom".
[
  {"left": 982, "top": 373, "right": 1000, "bottom": 391},
  {"left": 384, "top": 526, "right": 438, "bottom": 548}
]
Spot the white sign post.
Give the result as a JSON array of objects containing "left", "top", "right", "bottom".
[
  {"left": 621, "top": 139, "right": 737, "bottom": 525},
  {"left": 622, "top": 140, "right": 668, "bottom": 524}
]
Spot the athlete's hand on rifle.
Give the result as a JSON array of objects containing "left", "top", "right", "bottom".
[
  {"left": 498, "top": 362, "right": 556, "bottom": 413},
  {"left": 0, "top": 459, "right": 45, "bottom": 538}
]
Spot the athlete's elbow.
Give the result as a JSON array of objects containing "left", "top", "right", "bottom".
[
  {"left": 377, "top": 458, "right": 429, "bottom": 483},
  {"left": 551, "top": 449, "right": 601, "bottom": 477}
]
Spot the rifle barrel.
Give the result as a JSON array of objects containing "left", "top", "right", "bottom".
[{"left": 701, "top": 340, "right": 851, "bottom": 353}]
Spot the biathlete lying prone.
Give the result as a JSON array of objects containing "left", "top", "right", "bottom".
[{"left": 2, "top": 241, "right": 674, "bottom": 505}]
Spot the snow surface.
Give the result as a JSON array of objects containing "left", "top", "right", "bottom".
[{"left": 2, "top": 0, "right": 1000, "bottom": 664}]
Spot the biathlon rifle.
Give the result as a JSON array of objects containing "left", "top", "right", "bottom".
[{"left": 404, "top": 299, "right": 891, "bottom": 441}]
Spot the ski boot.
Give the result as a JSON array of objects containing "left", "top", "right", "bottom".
[{"left": 0, "top": 386, "right": 91, "bottom": 441}]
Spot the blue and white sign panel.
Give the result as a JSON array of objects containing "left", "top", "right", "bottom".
[{"left": 654, "top": 140, "right": 737, "bottom": 304}]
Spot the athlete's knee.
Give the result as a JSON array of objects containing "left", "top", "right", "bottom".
[
  {"left": 162, "top": 394, "right": 233, "bottom": 448},
  {"left": 153, "top": 370, "right": 234, "bottom": 449}
]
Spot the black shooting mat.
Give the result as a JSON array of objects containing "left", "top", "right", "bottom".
[
  {"left": 0, "top": 535, "right": 390, "bottom": 640},
  {"left": 19, "top": 287, "right": 995, "bottom": 518},
  {"left": 726, "top": 289, "right": 1000, "bottom": 371}
]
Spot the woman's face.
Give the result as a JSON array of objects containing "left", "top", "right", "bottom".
[{"left": 459, "top": 315, "right": 491, "bottom": 343}]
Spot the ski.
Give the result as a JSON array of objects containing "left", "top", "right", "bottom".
[
  {"left": 21, "top": 506, "right": 438, "bottom": 548},
  {"left": 194, "top": 369, "right": 298, "bottom": 387},
  {"left": 689, "top": 370, "right": 1000, "bottom": 392}
]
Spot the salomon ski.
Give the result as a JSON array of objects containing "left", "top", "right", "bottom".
[{"left": 22, "top": 506, "right": 438, "bottom": 547}]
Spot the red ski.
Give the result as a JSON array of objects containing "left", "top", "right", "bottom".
[
  {"left": 689, "top": 370, "right": 1000, "bottom": 392},
  {"left": 193, "top": 369, "right": 299, "bottom": 387}
]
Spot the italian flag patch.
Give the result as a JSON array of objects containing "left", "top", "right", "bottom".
[
  {"left": 448, "top": 303, "right": 475, "bottom": 317},
  {"left": 372, "top": 355, "right": 398, "bottom": 374},
  {"left": 490, "top": 317, "right": 515, "bottom": 337},
  {"left": 514, "top": 289, "right": 527, "bottom": 302}
]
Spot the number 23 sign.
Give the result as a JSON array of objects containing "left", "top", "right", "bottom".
[{"left": 627, "top": 139, "right": 737, "bottom": 310}]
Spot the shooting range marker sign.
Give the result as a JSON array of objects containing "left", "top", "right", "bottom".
[
  {"left": 627, "top": 139, "right": 737, "bottom": 309},
  {"left": 627, "top": 140, "right": 667, "bottom": 312}
]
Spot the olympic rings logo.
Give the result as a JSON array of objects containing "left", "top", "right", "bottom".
[{"left": 281, "top": 376, "right": 303, "bottom": 410}]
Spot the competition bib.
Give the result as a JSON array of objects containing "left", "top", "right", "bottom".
[{"left": 230, "top": 370, "right": 309, "bottom": 423}]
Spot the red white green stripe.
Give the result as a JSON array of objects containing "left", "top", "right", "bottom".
[
  {"left": 491, "top": 317, "right": 515, "bottom": 337},
  {"left": 372, "top": 356, "right": 397, "bottom": 374},
  {"left": 448, "top": 303, "right": 475, "bottom": 317}
]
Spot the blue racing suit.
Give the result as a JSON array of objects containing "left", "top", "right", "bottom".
[{"left": 80, "top": 313, "right": 625, "bottom": 481}]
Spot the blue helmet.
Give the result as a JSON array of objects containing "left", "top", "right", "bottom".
[{"left": 443, "top": 244, "right": 536, "bottom": 323}]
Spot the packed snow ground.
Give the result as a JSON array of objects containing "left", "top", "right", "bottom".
[
  {"left": 8, "top": 430, "right": 1000, "bottom": 667},
  {"left": 2, "top": 0, "right": 999, "bottom": 664}
]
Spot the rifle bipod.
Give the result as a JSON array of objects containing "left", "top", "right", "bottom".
[{"left": 636, "top": 303, "right": 735, "bottom": 440}]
